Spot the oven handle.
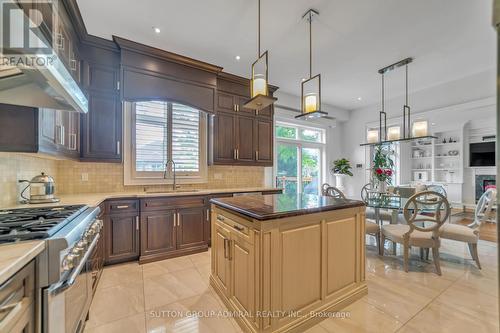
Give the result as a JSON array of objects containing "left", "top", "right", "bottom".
[{"left": 50, "top": 234, "right": 100, "bottom": 296}]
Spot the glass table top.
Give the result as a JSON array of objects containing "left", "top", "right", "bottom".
[{"left": 365, "top": 192, "right": 445, "bottom": 213}]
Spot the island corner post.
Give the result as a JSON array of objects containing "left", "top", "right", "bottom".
[{"left": 209, "top": 194, "right": 367, "bottom": 333}]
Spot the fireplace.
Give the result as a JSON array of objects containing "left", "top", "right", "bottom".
[{"left": 475, "top": 175, "right": 496, "bottom": 202}]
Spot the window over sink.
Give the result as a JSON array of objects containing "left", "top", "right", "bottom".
[{"left": 123, "top": 100, "right": 207, "bottom": 185}]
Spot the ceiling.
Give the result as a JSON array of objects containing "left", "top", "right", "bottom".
[{"left": 77, "top": 0, "right": 496, "bottom": 110}]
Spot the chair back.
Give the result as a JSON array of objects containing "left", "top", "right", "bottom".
[
  {"left": 324, "top": 186, "right": 346, "bottom": 199},
  {"left": 321, "top": 183, "right": 331, "bottom": 196},
  {"left": 403, "top": 191, "right": 450, "bottom": 238},
  {"left": 427, "top": 184, "right": 447, "bottom": 197},
  {"left": 360, "top": 183, "right": 372, "bottom": 203},
  {"left": 396, "top": 186, "right": 416, "bottom": 198},
  {"left": 472, "top": 188, "right": 497, "bottom": 227}
]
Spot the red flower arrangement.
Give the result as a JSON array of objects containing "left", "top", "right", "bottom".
[{"left": 372, "top": 146, "right": 394, "bottom": 185}]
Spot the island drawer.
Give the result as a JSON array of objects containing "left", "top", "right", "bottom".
[
  {"left": 0, "top": 260, "right": 35, "bottom": 333},
  {"left": 215, "top": 213, "right": 254, "bottom": 244},
  {"left": 105, "top": 199, "right": 139, "bottom": 214},
  {"left": 141, "top": 196, "right": 207, "bottom": 211}
]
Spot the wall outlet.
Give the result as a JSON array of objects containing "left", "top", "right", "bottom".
[
  {"left": 81, "top": 173, "right": 89, "bottom": 182},
  {"left": 214, "top": 173, "right": 223, "bottom": 180}
]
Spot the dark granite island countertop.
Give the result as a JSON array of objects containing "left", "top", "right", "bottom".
[{"left": 210, "top": 192, "right": 365, "bottom": 221}]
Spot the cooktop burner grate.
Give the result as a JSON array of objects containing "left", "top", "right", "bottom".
[{"left": 0, "top": 205, "right": 87, "bottom": 242}]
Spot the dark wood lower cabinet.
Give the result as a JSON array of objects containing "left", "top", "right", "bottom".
[
  {"left": 177, "top": 207, "right": 206, "bottom": 250},
  {"left": 140, "top": 210, "right": 176, "bottom": 257},
  {"left": 104, "top": 213, "right": 139, "bottom": 264}
]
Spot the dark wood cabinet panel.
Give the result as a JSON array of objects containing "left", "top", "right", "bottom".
[
  {"left": 81, "top": 92, "right": 122, "bottom": 161},
  {"left": 177, "top": 207, "right": 206, "bottom": 249},
  {"left": 255, "top": 119, "right": 273, "bottom": 165},
  {"left": 236, "top": 115, "right": 255, "bottom": 162},
  {"left": 257, "top": 104, "right": 273, "bottom": 118},
  {"left": 217, "top": 93, "right": 236, "bottom": 112},
  {"left": 140, "top": 210, "right": 176, "bottom": 257},
  {"left": 236, "top": 96, "right": 255, "bottom": 115},
  {"left": 104, "top": 214, "right": 139, "bottom": 264},
  {"left": 84, "top": 63, "right": 118, "bottom": 92},
  {"left": 213, "top": 112, "right": 236, "bottom": 163}
]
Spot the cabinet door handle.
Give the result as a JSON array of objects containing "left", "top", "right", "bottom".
[
  {"left": 233, "top": 225, "right": 244, "bottom": 232},
  {"left": 237, "top": 149, "right": 239, "bottom": 160},
  {"left": 116, "top": 141, "right": 121, "bottom": 155},
  {"left": 256, "top": 150, "right": 259, "bottom": 160},
  {"left": 206, "top": 209, "right": 210, "bottom": 222},
  {"left": 256, "top": 109, "right": 259, "bottom": 115},
  {"left": 135, "top": 216, "right": 139, "bottom": 230},
  {"left": 233, "top": 148, "right": 237, "bottom": 160},
  {"left": 173, "top": 213, "right": 177, "bottom": 227},
  {"left": 70, "top": 59, "right": 77, "bottom": 71},
  {"left": 176, "top": 213, "right": 180, "bottom": 227},
  {"left": 228, "top": 240, "right": 233, "bottom": 260},
  {"left": 223, "top": 238, "right": 228, "bottom": 259},
  {"left": 69, "top": 133, "right": 77, "bottom": 150},
  {"left": 60, "top": 125, "right": 65, "bottom": 146},
  {"left": 116, "top": 205, "right": 129, "bottom": 209},
  {"left": 217, "top": 215, "right": 225, "bottom": 222}
]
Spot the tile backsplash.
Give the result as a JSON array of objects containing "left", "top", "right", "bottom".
[
  {"left": 0, "top": 153, "right": 59, "bottom": 207},
  {"left": 0, "top": 153, "right": 265, "bottom": 207}
]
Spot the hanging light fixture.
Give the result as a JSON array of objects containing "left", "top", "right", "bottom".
[
  {"left": 295, "top": 9, "right": 328, "bottom": 120},
  {"left": 360, "top": 57, "right": 436, "bottom": 146},
  {"left": 243, "top": 0, "right": 277, "bottom": 111}
]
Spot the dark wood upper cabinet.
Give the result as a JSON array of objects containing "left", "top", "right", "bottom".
[
  {"left": 141, "top": 210, "right": 177, "bottom": 257},
  {"left": 81, "top": 92, "right": 122, "bottom": 162},
  {"left": 236, "top": 115, "right": 255, "bottom": 162},
  {"left": 104, "top": 213, "right": 139, "bottom": 264},
  {"left": 210, "top": 74, "right": 275, "bottom": 166},
  {"left": 83, "top": 63, "right": 119, "bottom": 93},
  {"left": 0, "top": 104, "right": 80, "bottom": 159},
  {"left": 212, "top": 112, "right": 237, "bottom": 164},
  {"left": 255, "top": 118, "right": 273, "bottom": 164}
]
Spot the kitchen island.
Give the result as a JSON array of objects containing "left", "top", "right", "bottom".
[{"left": 210, "top": 193, "right": 367, "bottom": 333}]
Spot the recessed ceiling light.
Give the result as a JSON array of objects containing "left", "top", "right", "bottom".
[
  {"left": 431, "top": 122, "right": 436, "bottom": 126},
  {"left": 235, "top": 55, "right": 241, "bottom": 61},
  {"left": 301, "top": 78, "right": 306, "bottom": 82},
  {"left": 153, "top": 27, "right": 161, "bottom": 34},
  {"left": 357, "top": 97, "right": 362, "bottom": 101}
]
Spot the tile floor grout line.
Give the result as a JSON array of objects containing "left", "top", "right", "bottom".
[
  {"left": 393, "top": 270, "right": 467, "bottom": 332},
  {"left": 141, "top": 264, "right": 148, "bottom": 333}
]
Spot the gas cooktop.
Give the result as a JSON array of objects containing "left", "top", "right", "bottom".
[{"left": 0, "top": 205, "right": 87, "bottom": 242}]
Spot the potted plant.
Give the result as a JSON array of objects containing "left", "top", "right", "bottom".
[
  {"left": 372, "top": 145, "right": 394, "bottom": 192},
  {"left": 330, "top": 158, "right": 353, "bottom": 191}
]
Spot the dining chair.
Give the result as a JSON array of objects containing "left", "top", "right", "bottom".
[
  {"left": 321, "top": 183, "right": 332, "bottom": 196},
  {"left": 325, "top": 185, "right": 381, "bottom": 253},
  {"left": 324, "top": 186, "right": 346, "bottom": 199},
  {"left": 439, "top": 188, "right": 497, "bottom": 269},
  {"left": 381, "top": 191, "right": 451, "bottom": 275},
  {"left": 361, "top": 183, "right": 393, "bottom": 223}
]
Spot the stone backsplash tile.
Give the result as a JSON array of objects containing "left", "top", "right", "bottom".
[{"left": 0, "top": 153, "right": 265, "bottom": 206}]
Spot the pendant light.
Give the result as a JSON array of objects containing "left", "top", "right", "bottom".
[
  {"left": 295, "top": 9, "right": 328, "bottom": 120},
  {"left": 243, "top": 0, "right": 277, "bottom": 111},
  {"left": 360, "top": 57, "right": 436, "bottom": 146}
]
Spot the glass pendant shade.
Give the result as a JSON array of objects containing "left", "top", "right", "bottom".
[
  {"left": 301, "top": 74, "right": 321, "bottom": 114},
  {"left": 412, "top": 120, "right": 428, "bottom": 137},
  {"left": 387, "top": 126, "right": 401, "bottom": 140},
  {"left": 244, "top": 51, "right": 277, "bottom": 110},
  {"left": 366, "top": 129, "right": 379, "bottom": 143}
]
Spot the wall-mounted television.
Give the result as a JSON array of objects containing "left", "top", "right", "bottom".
[{"left": 469, "top": 142, "right": 495, "bottom": 167}]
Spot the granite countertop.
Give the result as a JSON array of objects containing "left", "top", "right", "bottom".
[
  {"left": 0, "top": 187, "right": 281, "bottom": 210},
  {"left": 0, "top": 240, "right": 45, "bottom": 285},
  {"left": 210, "top": 193, "right": 365, "bottom": 221}
]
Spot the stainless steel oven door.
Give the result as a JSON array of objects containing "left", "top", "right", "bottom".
[{"left": 44, "top": 235, "right": 100, "bottom": 333}]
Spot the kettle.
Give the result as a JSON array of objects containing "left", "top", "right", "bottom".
[{"left": 19, "top": 172, "right": 60, "bottom": 204}]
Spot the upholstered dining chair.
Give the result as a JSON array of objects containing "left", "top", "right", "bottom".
[
  {"left": 324, "top": 185, "right": 381, "bottom": 253},
  {"left": 381, "top": 191, "right": 451, "bottom": 275},
  {"left": 439, "top": 188, "right": 497, "bottom": 269},
  {"left": 361, "top": 183, "right": 393, "bottom": 223}
]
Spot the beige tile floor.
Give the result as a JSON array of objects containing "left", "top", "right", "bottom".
[{"left": 84, "top": 238, "right": 499, "bottom": 333}]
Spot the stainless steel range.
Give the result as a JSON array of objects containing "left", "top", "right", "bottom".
[{"left": 0, "top": 205, "right": 102, "bottom": 333}]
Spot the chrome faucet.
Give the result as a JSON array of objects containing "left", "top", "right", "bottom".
[{"left": 165, "top": 159, "right": 178, "bottom": 190}]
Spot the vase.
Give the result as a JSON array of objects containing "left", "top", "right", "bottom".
[
  {"left": 335, "top": 174, "right": 346, "bottom": 192},
  {"left": 376, "top": 181, "right": 387, "bottom": 193}
]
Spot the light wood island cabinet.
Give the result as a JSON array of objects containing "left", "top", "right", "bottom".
[{"left": 210, "top": 193, "right": 367, "bottom": 333}]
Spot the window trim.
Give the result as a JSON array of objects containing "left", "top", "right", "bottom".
[{"left": 123, "top": 101, "right": 208, "bottom": 185}]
